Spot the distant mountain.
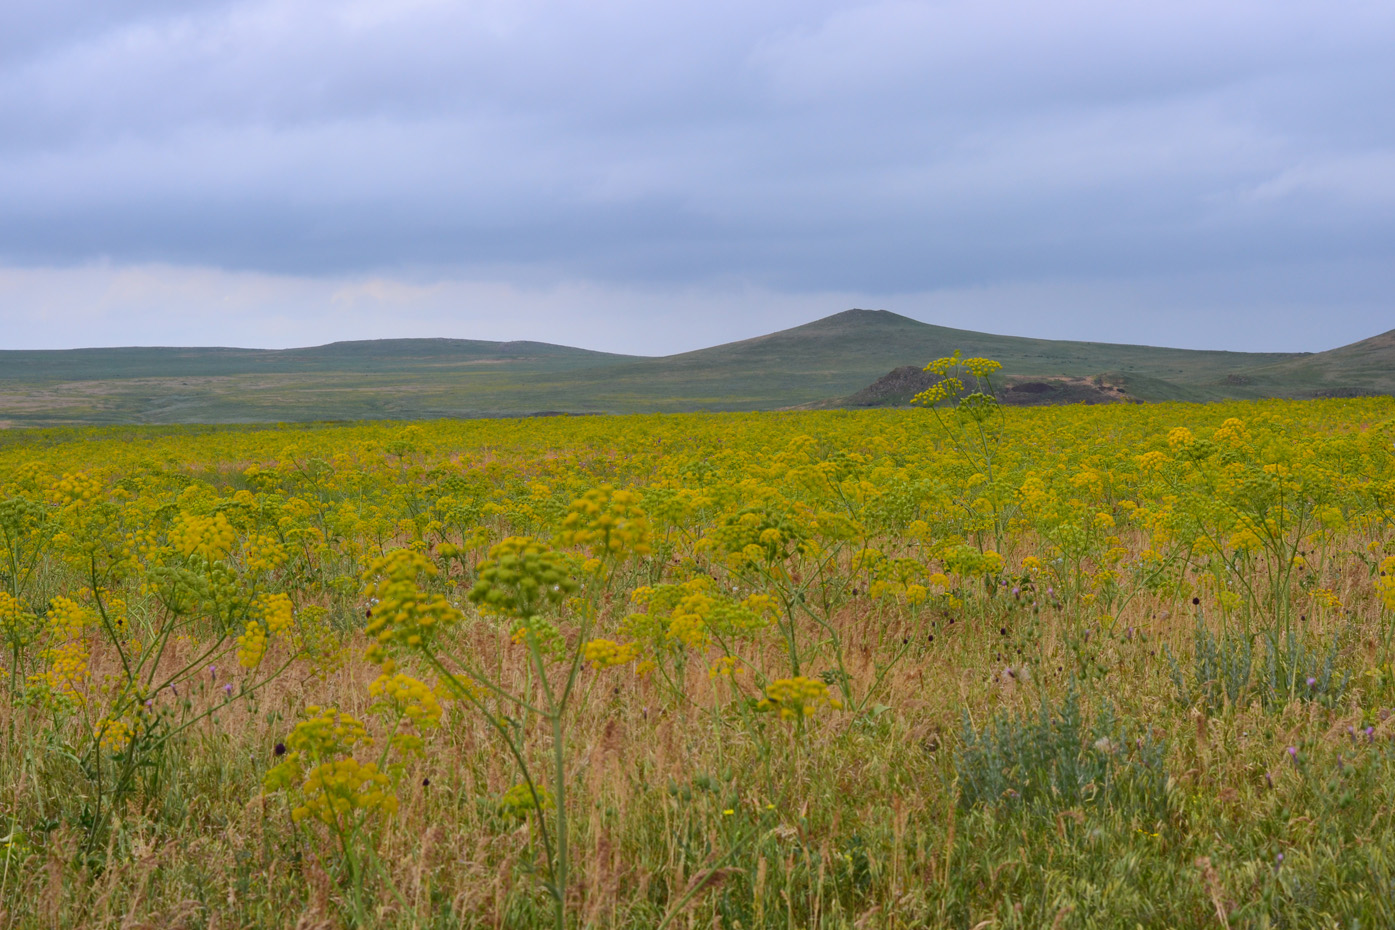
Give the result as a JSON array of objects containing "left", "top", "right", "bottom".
[
  {"left": 637, "top": 308, "right": 1303, "bottom": 398},
  {"left": 0, "top": 338, "right": 636, "bottom": 381},
  {"left": 0, "top": 310, "right": 1387, "bottom": 426}
]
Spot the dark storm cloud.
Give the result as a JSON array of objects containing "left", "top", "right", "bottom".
[{"left": 0, "top": 0, "right": 1392, "bottom": 349}]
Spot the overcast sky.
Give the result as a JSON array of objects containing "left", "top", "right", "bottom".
[{"left": 1, "top": 0, "right": 1391, "bottom": 354}]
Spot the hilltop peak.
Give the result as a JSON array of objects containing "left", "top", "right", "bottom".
[{"left": 808, "top": 308, "right": 924, "bottom": 328}]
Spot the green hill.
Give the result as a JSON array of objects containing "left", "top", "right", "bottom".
[
  {"left": 0, "top": 339, "right": 636, "bottom": 381},
  {"left": 1217, "top": 328, "right": 1395, "bottom": 399},
  {"left": 535, "top": 309, "right": 1305, "bottom": 410},
  {"left": 0, "top": 309, "right": 1388, "bottom": 426}
]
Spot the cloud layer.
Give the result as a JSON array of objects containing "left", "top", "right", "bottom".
[{"left": 2, "top": 1, "right": 1392, "bottom": 351}]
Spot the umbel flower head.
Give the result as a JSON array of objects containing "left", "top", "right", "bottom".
[
  {"left": 558, "top": 485, "right": 652, "bottom": 560},
  {"left": 757, "top": 676, "right": 842, "bottom": 721},
  {"left": 468, "top": 536, "right": 578, "bottom": 620},
  {"left": 263, "top": 706, "right": 399, "bottom": 826},
  {"left": 498, "top": 782, "right": 553, "bottom": 819},
  {"left": 0, "top": 591, "right": 40, "bottom": 650},
  {"left": 362, "top": 549, "right": 463, "bottom": 664},
  {"left": 1377, "top": 557, "right": 1395, "bottom": 612},
  {"left": 911, "top": 350, "right": 1002, "bottom": 409}
]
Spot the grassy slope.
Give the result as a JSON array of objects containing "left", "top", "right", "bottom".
[
  {"left": 0, "top": 340, "right": 639, "bottom": 425},
  {"left": 585, "top": 309, "right": 1300, "bottom": 409},
  {"left": 1227, "top": 328, "right": 1395, "bottom": 398},
  {"left": 4, "top": 309, "right": 1391, "bottom": 425},
  {"left": 0, "top": 339, "right": 638, "bottom": 380}
]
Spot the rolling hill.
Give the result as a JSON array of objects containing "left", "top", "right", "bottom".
[{"left": 1, "top": 309, "right": 1389, "bottom": 426}]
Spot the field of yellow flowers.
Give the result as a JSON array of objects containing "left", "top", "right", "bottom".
[{"left": 2, "top": 359, "right": 1395, "bottom": 928}]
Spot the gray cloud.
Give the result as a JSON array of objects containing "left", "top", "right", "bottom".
[{"left": 0, "top": 0, "right": 1391, "bottom": 349}]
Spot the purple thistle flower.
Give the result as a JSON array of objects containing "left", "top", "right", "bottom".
[{"left": 223, "top": 683, "right": 234, "bottom": 696}]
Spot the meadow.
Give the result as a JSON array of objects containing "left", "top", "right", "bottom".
[{"left": 2, "top": 356, "right": 1394, "bottom": 928}]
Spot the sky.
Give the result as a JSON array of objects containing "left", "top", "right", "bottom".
[{"left": 1, "top": 0, "right": 1392, "bottom": 356}]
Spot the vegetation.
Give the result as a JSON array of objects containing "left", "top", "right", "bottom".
[
  {"left": 2, "top": 359, "right": 1395, "bottom": 927},
  {"left": 4, "top": 310, "right": 1391, "bottom": 426}
]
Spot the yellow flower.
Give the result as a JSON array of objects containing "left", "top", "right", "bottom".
[
  {"left": 169, "top": 511, "right": 237, "bottom": 562},
  {"left": 95, "top": 717, "right": 135, "bottom": 753},
  {"left": 757, "top": 676, "right": 842, "bottom": 721},
  {"left": 0, "top": 592, "right": 39, "bottom": 648},
  {"left": 498, "top": 783, "right": 553, "bottom": 818},
  {"left": 293, "top": 758, "right": 398, "bottom": 825},
  {"left": 236, "top": 619, "right": 269, "bottom": 669},
  {"left": 558, "top": 485, "right": 652, "bottom": 559},
  {"left": 467, "top": 537, "right": 577, "bottom": 620},
  {"left": 363, "top": 549, "right": 464, "bottom": 663},
  {"left": 1167, "top": 427, "right": 1194, "bottom": 451},
  {"left": 369, "top": 672, "right": 443, "bottom": 730},
  {"left": 1376, "top": 557, "right": 1395, "bottom": 612},
  {"left": 583, "top": 638, "right": 639, "bottom": 670},
  {"left": 708, "top": 655, "right": 742, "bottom": 680},
  {"left": 964, "top": 357, "right": 1002, "bottom": 378}
]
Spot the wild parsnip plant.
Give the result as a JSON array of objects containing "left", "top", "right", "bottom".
[{"left": 2, "top": 374, "right": 1395, "bottom": 927}]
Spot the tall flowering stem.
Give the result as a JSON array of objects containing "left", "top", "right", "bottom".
[{"left": 360, "top": 487, "right": 647, "bottom": 930}]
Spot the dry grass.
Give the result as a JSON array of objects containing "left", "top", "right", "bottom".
[{"left": 4, "top": 575, "right": 1393, "bottom": 928}]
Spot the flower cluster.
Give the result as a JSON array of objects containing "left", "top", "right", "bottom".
[
  {"left": 292, "top": 758, "right": 397, "bottom": 825},
  {"left": 0, "top": 591, "right": 39, "bottom": 650},
  {"left": 362, "top": 549, "right": 463, "bottom": 664},
  {"left": 468, "top": 536, "right": 577, "bottom": 621},
  {"left": 558, "top": 485, "right": 652, "bottom": 559},
  {"left": 1379, "top": 557, "right": 1395, "bottom": 613},
  {"left": 169, "top": 511, "right": 237, "bottom": 562},
  {"left": 369, "top": 671, "right": 445, "bottom": 761},
  {"left": 757, "top": 676, "right": 842, "bottom": 721},
  {"left": 498, "top": 782, "right": 553, "bottom": 819},
  {"left": 95, "top": 717, "right": 135, "bottom": 753},
  {"left": 264, "top": 706, "right": 399, "bottom": 827},
  {"left": 236, "top": 592, "right": 297, "bottom": 669},
  {"left": 582, "top": 638, "right": 639, "bottom": 670}
]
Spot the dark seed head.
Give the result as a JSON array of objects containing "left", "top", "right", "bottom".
[
  {"left": 274, "top": 742, "right": 286, "bottom": 756},
  {"left": 1192, "top": 597, "right": 1200, "bottom": 606}
]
